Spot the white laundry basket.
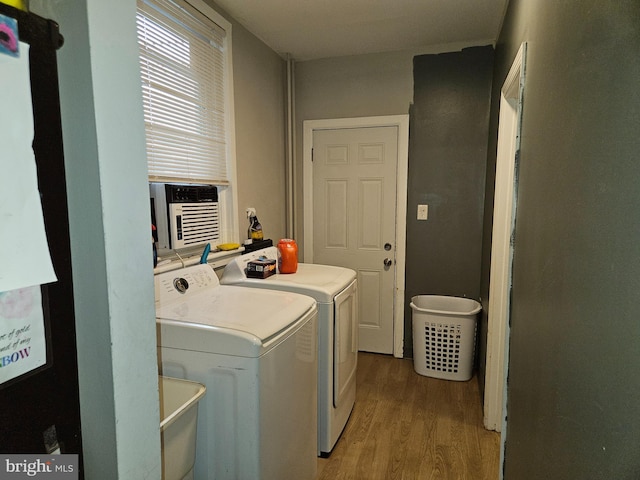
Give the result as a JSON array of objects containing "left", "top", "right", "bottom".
[{"left": 410, "top": 295, "right": 481, "bottom": 381}]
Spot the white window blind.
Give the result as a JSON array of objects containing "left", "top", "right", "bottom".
[{"left": 137, "top": 0, "right": 229, "bottom": 184}]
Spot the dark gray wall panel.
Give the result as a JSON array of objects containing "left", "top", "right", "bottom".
[
  {"left": 405, "top": 46, "right": 494, "bottom": 356},
  {"left": 484, "top": 1, "right": 640, "bottom": 478}
]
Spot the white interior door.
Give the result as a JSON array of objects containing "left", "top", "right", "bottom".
[{"left": 312, "top": 126, "right": 397, "bottom": 354}]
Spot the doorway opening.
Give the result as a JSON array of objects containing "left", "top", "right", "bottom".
[{"left": 484, "top": 41, "right": 527, "bottom": 473}]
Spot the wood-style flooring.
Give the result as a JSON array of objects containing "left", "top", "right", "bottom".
[{"left": 316, "top": 352, "right": 500, "bottom": 480}]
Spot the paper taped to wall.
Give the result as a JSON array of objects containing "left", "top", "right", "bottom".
[{"left": 0, "top": 42, "right": 58, "bottom": 292}]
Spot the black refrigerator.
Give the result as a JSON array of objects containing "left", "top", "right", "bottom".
[{"left": 0, "top": 2, "right": 83, "bottom": 475}]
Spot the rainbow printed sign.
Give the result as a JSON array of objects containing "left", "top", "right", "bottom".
[{"left": 0, "top": 286, "right": 47, "bottom": 386}]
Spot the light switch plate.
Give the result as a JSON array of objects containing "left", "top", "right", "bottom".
[{"left": 417, "top": 204, "right": 428, "bottom": 220}]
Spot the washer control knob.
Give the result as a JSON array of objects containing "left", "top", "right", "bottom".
[{"left": 173, "top": 277, "right": 189, "bottom": 294}]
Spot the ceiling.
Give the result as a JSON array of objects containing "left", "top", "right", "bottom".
[{"left": 213, "top": 0, "right": 509, "bottom": 62}]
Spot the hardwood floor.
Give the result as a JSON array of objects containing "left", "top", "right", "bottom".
[{"left": 316, "top": 353, "right": 500, "bottom": 480}]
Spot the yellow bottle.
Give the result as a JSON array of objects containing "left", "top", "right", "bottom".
[{"left": 249, "top": 215, "right": 263, "bottom": 241}]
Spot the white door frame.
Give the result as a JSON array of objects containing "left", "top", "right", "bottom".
[
  {"left": 303, "top": 115, "right": 409, "bottom": 358},
  {"left": 484, "top": 43, "right": 527, "bottom": 438}
]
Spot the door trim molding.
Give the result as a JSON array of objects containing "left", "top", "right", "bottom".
[
  {"left": 484, "top": 42, "right": 527, "bottom": 438},
  {"left": 303, "top": 115, "right": 409, "bottom": 358}
]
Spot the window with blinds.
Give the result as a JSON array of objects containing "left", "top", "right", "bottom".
[{"left": 137, "top": 0, "right": 229, "bottom": 185}]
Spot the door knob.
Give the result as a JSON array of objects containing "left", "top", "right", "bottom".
[{"left": 384, "top": 258, "right": 393, "bottom": 267}]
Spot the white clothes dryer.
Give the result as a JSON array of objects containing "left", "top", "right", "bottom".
[
  {"left": 221, "top": 246, "right": 358, "bottom": 456},
  {"left": 155, "top": 264, "right": 318, "bottom": 480}
]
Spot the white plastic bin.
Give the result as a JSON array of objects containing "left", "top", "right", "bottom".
[
  {"left": 410, "top": 295, "right": 481, "bottom": 381},
  {"left": 159, "top": 376, "right": 206, "bottom": 480}
]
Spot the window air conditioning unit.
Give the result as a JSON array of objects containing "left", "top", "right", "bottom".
[{"left": 150, "top": 183, "right": 221, "bottom": 250}]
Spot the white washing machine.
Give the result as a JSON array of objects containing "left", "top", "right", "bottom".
[
  {"left": 221, "top": 246, "right": 358, "bottom": 456},
  {"left": 155, "top": 264, "right": 318, "bottom": 480}
]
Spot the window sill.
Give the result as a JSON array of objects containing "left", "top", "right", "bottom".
[{"left": 153, "top": 246, "right": 244, "bottom": 275}]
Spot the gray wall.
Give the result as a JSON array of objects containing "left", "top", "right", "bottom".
[
  {"left": 294, "top": 45, "right": 485, "bottom": 257},
  {"left": 483, "top": 0, "right": 640, "bottom": 477},
  {"left": 404, "top": 46, "right": 493, "bottom": 356},
  {"left": 294, "top": 49, "right": 417, "bottom": 255},
  {"left": 295, "top": 47, "right": 495, "bottom": 359},
  {"left": 209, "top": 1, "right": 288, "bottom": 243}
]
